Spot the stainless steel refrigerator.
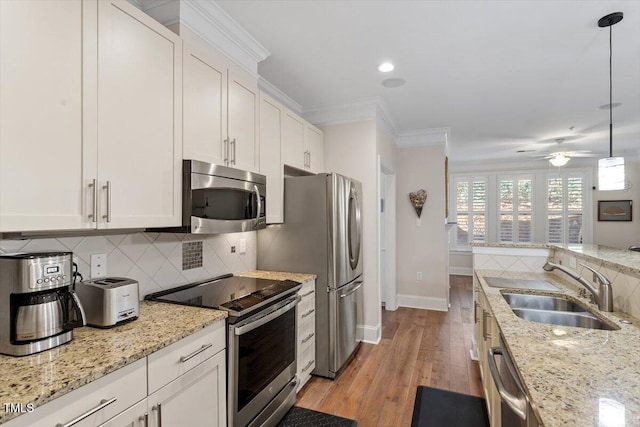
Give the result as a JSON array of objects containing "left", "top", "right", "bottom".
[{"left": 257, "top": 173, "right": 363, "bottom": 379}]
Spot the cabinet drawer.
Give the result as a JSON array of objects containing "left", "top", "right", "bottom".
[
  {"left": 148, "top": 321, "right": 225, "bottom": 394},
  {"left": 98, "top": 398, "right": 147, "bottom": 427},
  {"left": 5, "top": 358, "right": 147, "bottom": 427},
  {"left": 297, "top": 316, "right": 315, "bottom": 355},
  {"left": 296, "top": 344, "right": 315, "bottom": 392}
]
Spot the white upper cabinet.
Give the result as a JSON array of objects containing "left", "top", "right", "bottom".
[
  {"left": 304, "top": 123, "right": 324, "bottom": 173},
  {"left": 282, "top": 110, "right": 305, "bottom": 170},
  {"left": 97, "top": 0, "right": 182, "bottom": 229},
  {"left": 182, "top": 44, "right": 259, "bottom": 173},
  {"left": 183, "top": 44, "right": 227, "bottom": 166},
  {"left": 0, "top": 0, "right": 91, "bottom": 232},
  {"left": 0, "top": 0, "right": 182, "bottom": 232},
  {"left": 259, "top": 92, "right": 284, "bottom": 223}
]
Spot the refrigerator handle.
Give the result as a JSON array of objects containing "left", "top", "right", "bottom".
[{"left": 348, "top": 185, "right": 362, "bottom": 271}]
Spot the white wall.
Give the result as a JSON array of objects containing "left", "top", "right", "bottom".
[
  {"left": 0, "top": 232, "right": 257, "bottom": 299},
  {"left": 396, "top": 145, "right": 448, "bottom": 310},
  {"left": 450, "top": 251, "right": 473, "bottom": 275},
  {"left": 593, "top": 159, "right": 640, "bottom": 249},
  {"left": 321, "top": 120, "right": 381, "bottom": 342}
]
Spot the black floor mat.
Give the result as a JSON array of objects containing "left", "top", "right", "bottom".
[
  {"left": 277, "top": 406, "right": 357, "bottom": 427},
  {"left": 411, "top": 386, "right": 490, "bottom": 427}
]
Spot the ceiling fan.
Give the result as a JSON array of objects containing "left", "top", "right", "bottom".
[{"left": 535, "top": 138, "right": 597, "bottom": 166}]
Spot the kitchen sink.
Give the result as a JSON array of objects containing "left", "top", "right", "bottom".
[
  {"left": 502, "top": 292, "right": 620, "bottom": 331},
  {"left": 511, "top": 308, "right": 619, "bottom": 331},
  {"left": 485, "top": 277, "right": 560, "bottom": 291},
  {"left": 502, "top": 292, "right": 589, "bottom": 312}
]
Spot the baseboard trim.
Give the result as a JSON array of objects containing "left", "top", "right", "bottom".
[
  {"left": 358, "top": 323, "right": 381, "bottom": 345},
  {"left": 450, "top": 267, "right": 473, "bottom": 276},
  {"left": 397, "top": 294, "right": 448, "bottom": 311}
]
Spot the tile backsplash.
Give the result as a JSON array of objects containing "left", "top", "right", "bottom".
[{"left": 0, "top": 232, "right": 257, "bottom": 299}]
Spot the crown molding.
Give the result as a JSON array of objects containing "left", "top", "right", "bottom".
[
  {"left": 396, "top": 128, "right": 449, "bottom": 148},
  {"left": 258, "top": 78, "right": 303, "bottom": 115},
  {"left": 302, "top": 97, "right": 399, "bottom": 137},
  {"left": 127, "top": 0, "right": 144, "bottom": 10},
  {"left": 141, "top": 0, "right": 270, "bottom": 77}
]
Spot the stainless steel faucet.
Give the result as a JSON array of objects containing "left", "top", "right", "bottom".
[{"left": 543, "top": 261, "right": 614, "bottom": 312}]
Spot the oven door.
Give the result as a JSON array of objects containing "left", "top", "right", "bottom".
[
  {"left": 190, "top": 172, "right": 266, "bottom": 233},
  {"left": 228, "top": 295, "right": 298, "bottom": 427}
]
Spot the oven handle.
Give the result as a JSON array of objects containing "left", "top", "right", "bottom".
[
  {"left": 254, "top": 184, "right": 262, "bottom": 222},
  {"left": 234, "top": 295, "right": 299, "bottom": 336},
  {"left": 488, "top": 346, "right": 527, "bottom": 420}
]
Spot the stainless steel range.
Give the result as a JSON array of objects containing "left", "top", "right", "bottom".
[{"left": 145, "top": 275, "right": 301, "bottom": 427}]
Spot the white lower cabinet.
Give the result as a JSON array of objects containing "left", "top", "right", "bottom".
[
  {"left": 147, "top": 350, "right": 226, "bottom": 427},
  {"left": 5, "top": 323, "right": 226, "bottom": 427},
  {"left": 296, "top": 280, "right": 316, "bottom": 392}
]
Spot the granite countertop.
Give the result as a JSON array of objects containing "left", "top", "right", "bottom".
[
  {"left": 475, "top": 269, "right": 640, "bottom": 426},
  {"left": 237, "top": 270, "right": 317, "bottom": 283},
  {"left": 472, "top": 242, "right": 640, "bottom": 276},
  {"left": 0, "top": 301, "right": 227, "bottom": 424}
]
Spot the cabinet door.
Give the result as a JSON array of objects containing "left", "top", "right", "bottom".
[
  {"left": 97, "top": 0, "right": 182, "bottom": 229},
  {"left": 148, "top": 351, "right": 226, "bottom": 427},
  {"left": 282, "top": 111, "right": 305, "bottom": 170},
  {"left": 227, "top": 66, "right": 259, "bottom": 172},
  {"left": 259, "top": 92, "right": 284, "bottom": 223},
  {"left": 304, "top": 124, "right": 323, "bottom": 173},
  {"left": 183, "top": 43, "right": 227, "bottom": 165},
  {"left": 0, "top": 0, "right": 96, "bottom": 232},
  {"left": 98, "top": 399, "right": 147, "bottom": 427}
]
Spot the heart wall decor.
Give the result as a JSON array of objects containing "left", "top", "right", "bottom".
[{"left": 409, "top": 189, "right": 427, "bottom": 218}]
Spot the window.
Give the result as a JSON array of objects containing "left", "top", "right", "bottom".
[
  {"left": 454, "top": 177, "right": 486, "bottom": 247},
  {"left": 450, "top": 168, "right": 590, "bottom": 249},
  {"left": 498, "top": 176, "right": 533, "bottom": 243},
  {"left": 547, "top": 174, "right": 584, "bottom": 244}
]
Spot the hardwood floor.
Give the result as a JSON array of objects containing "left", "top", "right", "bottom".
[{"left": 295, "top": 275, "right": 483, "bottom": 426}]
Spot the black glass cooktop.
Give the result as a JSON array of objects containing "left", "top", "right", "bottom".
[{"left": 144, "top": 274, "right": 301, "bottom": 318}]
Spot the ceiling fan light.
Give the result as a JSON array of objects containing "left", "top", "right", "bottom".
[
  {"left": 598, "top": 157, "right": 625, "bottom": 190},
  {"left": 549, "top": 154, "right": 570, "bottom": 167}
]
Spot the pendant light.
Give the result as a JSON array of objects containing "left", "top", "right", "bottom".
[{"left": 597, "top": 12, "right": 625, "bottom": 191}]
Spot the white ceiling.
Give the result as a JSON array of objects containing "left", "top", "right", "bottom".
[{"left": 216, "top": 0, "right": 640, "bottom": 164}]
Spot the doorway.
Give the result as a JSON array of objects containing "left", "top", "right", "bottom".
[{"left": 378, "top": 160, "right": 397, "bottom": 311}]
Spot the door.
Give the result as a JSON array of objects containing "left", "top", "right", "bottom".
[
  {"left": 281, "top": 111, "right": 305, "bottom": 170},
  {"left": 0, "top": 0, "right": 95, "bottom": 232},
  {"left": 331, "top": 279, "right": 363, "bottom": 374},
  {"left": 148, "top": 351, "right": 226, "bottom": 427},
  {"left": 227, "top": 66, "right": 259, "bottom": 173},
  {"left": 183, "top": 43, "right": 227, "bottom": 165},
  {"left": 304, "top": 124, "right": 323, "bottom": 173},
  {"left": 97, "top": 0, "right": 182, "bottom": 229},
  {"left": 259, "top": 92, "right": 284, "bottom": 224}
]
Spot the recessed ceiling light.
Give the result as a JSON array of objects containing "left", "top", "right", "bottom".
[
  {"left": 378, "top": 62, "right": 394, "bottom": 73},
  {"left": 382, "top": 78, "right": 405, "bottom": 88}
]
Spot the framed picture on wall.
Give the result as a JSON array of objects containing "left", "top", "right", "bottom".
[{"left": 597, "top": 200, "right": 632, "bottom": 221}]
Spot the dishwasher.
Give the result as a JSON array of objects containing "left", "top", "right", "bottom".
[{"left": 488, "top": 335, "right": 541, "bottom": 427}]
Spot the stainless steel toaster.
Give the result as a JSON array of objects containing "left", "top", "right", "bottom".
[{"left": 76, "top": 277, "right": 139, "bottom": 328}]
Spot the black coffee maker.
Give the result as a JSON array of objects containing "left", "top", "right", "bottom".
[{"left": 0, "top": 252, "right": 86, "bottom": 356}]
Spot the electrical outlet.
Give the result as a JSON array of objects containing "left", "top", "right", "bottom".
[
  {"left": 416, "top": 272, "right": 423, "bottom": 281},
  {"left": 91, "top": 254, "right": 106, "bottom": 279},
  {"left": 230, "top": 246, "right": 236, "bottom": 253},
  {"left": 239, "top": 238, "right": 247, "bottom": 254}
]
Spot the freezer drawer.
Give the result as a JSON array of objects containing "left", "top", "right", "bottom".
[{"left": 329, "top": 278, "right": 363, "bottom": 376}]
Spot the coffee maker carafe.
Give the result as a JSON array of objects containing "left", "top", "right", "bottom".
[{"left": 0, "top": 252, "right": 86, "bottom": 356}]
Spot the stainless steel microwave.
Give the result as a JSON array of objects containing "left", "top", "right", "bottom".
[{"left": 153, "top": 160, "right": 266, "bottom": 234}]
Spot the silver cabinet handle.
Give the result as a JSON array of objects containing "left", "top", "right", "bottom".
[
  {"left": 301, "top": 332, "right": 315, "bottom": 344},
  {"left": 102, "top": 181, "right": 112, "bottom": 223},
  {"left": 230, "top": 138, "right": 236, "bottom": 165},
  {"left": 301, "top": 360, "right": 314, "bottom": 373},
  {"left": 223, "top": 137, "right": 229, "bottom": 164},
  {"left": 339, "top": 281, "right": 363, "bottom": 298},
  {"left": 179, "top": 343, "right": 213, "bottom": 363},
  {"left": 88, "top": 179, "right": 98, "bottom": 222},
  {"left": 55, "top": 397, "right": 117, "bottom": 427},
  {"left": 153, "top": 403, "right": 162, "bottom": 427},
  {"left": 140, "top": 413, "right": 149, "bottom": 427},
  {"left": 300, "top": 290, "right": 314, "bottom": 298},
  {"left": 473, "top": 301, "right": 479, "bottom": 324},
  {"left": 308, "top": 151, "right": 311, "bottom": 169},
  {"left": 488, "top": 347, "right": 527, "bottom": 420},
  {"left": 301, "top": 308, "right": 315, "bottom": 319},
  {"left": 482, "top": 310, "right": 492, "bottom": 340}
]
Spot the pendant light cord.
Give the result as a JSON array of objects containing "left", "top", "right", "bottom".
[{"left": 609, "top": 24, "right": 613, "bottom": 158}]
